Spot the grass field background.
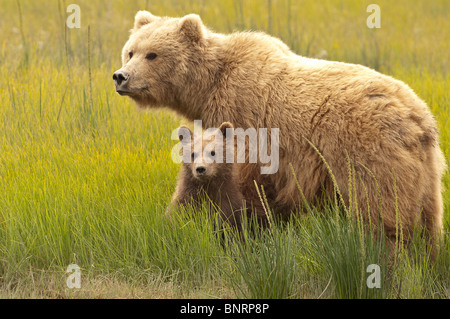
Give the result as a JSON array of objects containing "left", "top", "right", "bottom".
[{"left": 0, "top": 0, "right": 448, "bottom": 298}]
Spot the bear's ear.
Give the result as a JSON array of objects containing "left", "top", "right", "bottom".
[
  {"left": 179, "top": 14, "right": 205, "bottom": 44},
  {"left": 134, "top": 10, "right": 158, "bottom": 30},
  {"left": 218, "top": 122, "right": 234, "bottom": 139},
  {"left": 178, "top": 126, "right": 193, "bottom": 143}
]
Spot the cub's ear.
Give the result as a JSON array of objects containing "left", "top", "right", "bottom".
[
  {"left": 134, "top": 10, "right": 158, "bottom": 30},
  {"left": 178, "top": 126, "right": 193, "bottom": 143},
  {"left": 179, "top": 14, "right": 205, "bottom": 44},
  {"left": 218, "top": 122, "right": 234, "bottom": 139}
]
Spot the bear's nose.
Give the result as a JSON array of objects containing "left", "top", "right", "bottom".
[
  {"left": 113, "top": 70, "right": 130, "bottom": 87},
  {"left": 196, "top": 167, "right": 206, "bottom": 175}
]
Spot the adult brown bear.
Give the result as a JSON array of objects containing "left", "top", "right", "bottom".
[{"left": 113, "top": 11, "right": 446, "bottom": 247}]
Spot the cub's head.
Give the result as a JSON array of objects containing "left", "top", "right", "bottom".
[
  {"left": 178, "top": 122, "right": 235, "bottom": 181},
  {"left": 113, "top": 11, "right": 208, "bottom": 108}
]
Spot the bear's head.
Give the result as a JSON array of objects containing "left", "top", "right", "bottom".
[
  {"left": 113, "top": 11, "right": 209, "bottom": 109},
  {"left": 178, "top": 122, "right": 235, "bottom": 181}
]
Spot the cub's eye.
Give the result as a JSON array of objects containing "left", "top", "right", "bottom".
[
  {"left": 128, "top": 52, "right": 133, "bottom": 59},
  {"left": 191, "top": 153, "right": 195, "bottom": 160},
  {"left": 210, "top": 151, "right": 216, "bottom": 157},
  {"left": 146, "top": 53, "right": 157, "bottom": 60}
]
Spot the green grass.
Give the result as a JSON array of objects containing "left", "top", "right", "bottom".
[{"left": 0, "top": 0, "right": 448, "bottom": 298}]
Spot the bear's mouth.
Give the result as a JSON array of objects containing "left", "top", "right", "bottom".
[
  {"left": 194, "top": 172, "right": 214, "bottom": 181},
  {"left": 116, "top": 86, "right": 149, "bottom": 96},
  {"left": 116, "top": 90, "right": 132, "bottom": 96}
]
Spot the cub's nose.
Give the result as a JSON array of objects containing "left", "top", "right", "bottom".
[
  {"left": 196, "top": 167, "right": 206, "bottom": 175},
  {"left": 113, "top": 70, "right": 130, "bottom": 87}
]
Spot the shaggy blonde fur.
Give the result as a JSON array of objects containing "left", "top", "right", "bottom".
[{"left": 114, "top": 11, "right": 446, "bottom": 246}]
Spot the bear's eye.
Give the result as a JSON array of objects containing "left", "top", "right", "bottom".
[
  {"left": 128, "top": 52, "right": 133, "bottom": 59},
  {"left": 191, "top": 153, "right": 195, "bottom": 160},
  {"left": 210, "top": 151, "right": 216, "bottom": 157},
  {"left": 146, "top": 53, "right": 157, "bottom": 60}
]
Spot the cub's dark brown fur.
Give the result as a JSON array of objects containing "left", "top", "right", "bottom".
[{"left": 166, "top": 122, "right": 245, "bottom": 229}]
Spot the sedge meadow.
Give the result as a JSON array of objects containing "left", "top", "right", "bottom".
[{"left": 0, "top": 0, "right": 448, "bottom": 298}]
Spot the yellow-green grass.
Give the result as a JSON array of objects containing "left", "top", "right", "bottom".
[{"left": 0, "top": 0, "right": 448, "bottom": 298}]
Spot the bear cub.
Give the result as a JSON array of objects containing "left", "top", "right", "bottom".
[{"left": 167, "top": 122, "right": 245, "bottom": 231}]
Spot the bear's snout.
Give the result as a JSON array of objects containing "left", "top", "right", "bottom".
[
  {"left": 113, "top": 70, "right": 130, "bottom": 94},
  {"left": 196, "top": 166, "right": 206, "bottom": 175}
]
